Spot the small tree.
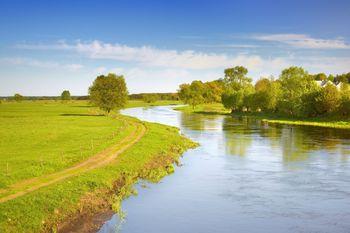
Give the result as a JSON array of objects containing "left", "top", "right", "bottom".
[
  {"left": 89, "top": 73, "right": 128, "bottom": 113},
  {"left": 178, "top": 81, "right": 205, "bottom": 109},
  {"left": 61, "top": 90, "right": 71, "bottom": 101},
  {"left": 14, "top": 93, "right": 24, "bottom": 102}
]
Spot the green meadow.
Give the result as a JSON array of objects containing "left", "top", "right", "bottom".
[{"left": 0, "top": 100, "right": 196, "bottom": 232}]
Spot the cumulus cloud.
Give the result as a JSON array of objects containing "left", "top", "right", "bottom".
[{"left": 253, "top": 33, "right": 350, "bottom": 49}]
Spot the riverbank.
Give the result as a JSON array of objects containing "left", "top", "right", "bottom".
[
  {"left": 0, "top": 101, "right": 196, "bottom": 232},
  {"left": 174, "top": 103, "right": 350, "bottom": 129}
]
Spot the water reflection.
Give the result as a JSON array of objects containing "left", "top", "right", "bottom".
[{"left": 98, "top": 106, "right": 350, "bottom": 233}]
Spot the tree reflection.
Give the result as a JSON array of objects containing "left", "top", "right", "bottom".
[
  {"left": 222, "top": 117, "right": 254, "bottom": 156},
  {"left": 220, "top": 115, "right": 350, "bottom": 163}
]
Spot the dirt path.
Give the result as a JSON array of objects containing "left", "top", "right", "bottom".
[{"left": 0, "top": 120, "right": 146, "bottom": 203}]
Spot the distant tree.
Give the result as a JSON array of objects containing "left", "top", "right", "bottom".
[
  {"left": 203, "top": 80, "right": 224, "bottom": 103},
  {"left": 313, "top": 73, "right": 327, "bottom": 81},
  {"left": 254, "top": 77, "right": 281, "bottom": 112},
  {"left": 14, "top": 93, "right": 24, "bottom": 102},
  {"left": 89, "top": 73, "right": 128, "bottom": 113},
  {"left": 339, "top": 84, "right": 350, "bottom": 116},
  {"left": 61, "top": 90, "right": 71, "bottom": 101},
  {"left": 178, "top": 81, "right": 205, "bottom": 109},
  {"left": 223, "top": 66, "right": 252, "bottom": 91},
  {"left": 277, "top": 67, "right": 317, "bottom": 116},
  {"left": 143, "top": 94, "right": 158, "bottom": 103},
  {"left": 328, "top": 74, "right": 335, "bottom": 83},
  {"left": 222, "top": 90, "right": 244, "bottom": 112},
  {"left": 221, "top": 66, "right": 253, "bottom": 113},
  {"left": 315, "top": 83, "right": 340, "bottom": 114}
]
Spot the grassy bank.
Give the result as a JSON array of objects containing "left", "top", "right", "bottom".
[
  {"left": 174, "top": 103, "right": 350, "bottom": 129},
  {"left": 174, "top": 103, "right": 230, "bottom": 115},
  {"left": 0, "top": 100, "right": 197, "bottom": 232}
]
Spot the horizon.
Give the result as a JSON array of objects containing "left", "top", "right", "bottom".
[{"left": 1, "top": 0, "right": 350, "bottom": 96}]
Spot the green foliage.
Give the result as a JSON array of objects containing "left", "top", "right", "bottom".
[
  {"left": 277, "top": 66, "right": 317, "bottom": 116},
  {"left": 313, "top": 73, "right": 327, "bottom": 81},
  {"left": 202, "top": 80, "right": 224, "bottom": 103},
  {"left": 142, "top": 94, "right": 159, "bottom": 103},
  {"left": 315, "top": 83, "right": 341, "bottom": 114},
  {"left": 13, "top": 93, "right": 24, "bottom": 102},
  {"left": 221, "top": 66, "right": 253, "bottom": 112},
  {"left": 178, "top": 81, "right": 205, "bottom": 109},
  {"left": 254, "top": 77, "right": 281, "bottom": 112},
  {"left": 339, "top": 86, "right": 350, "bottom": 116},
  {"left": 60, "top": 90, "right": 71, "bottom": 101},
  {"left": 223, "top": 66, "right": 252, "bottom": 91},
  {"left": 89, "top": 73, "right": 128, "bottom": 113}
]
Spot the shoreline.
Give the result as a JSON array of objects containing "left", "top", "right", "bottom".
[
  {"left": 0, "top": 102, "right": 197, "bottom": 233},
  {"left": 174, "top": 104, "right": 350, "bottom": 129}
]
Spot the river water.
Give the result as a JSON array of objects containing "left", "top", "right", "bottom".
[{"left": 98, "top": 106, "right": 350, "bottom": 233}]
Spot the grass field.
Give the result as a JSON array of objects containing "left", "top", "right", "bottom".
[
  {"left": 175, "top": 103, "right": 350, "bottom": 129},
  {"left": 0, "top": 100, "right": 196, "bottom": 232}
]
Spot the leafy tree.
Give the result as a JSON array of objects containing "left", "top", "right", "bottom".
[
  {"left": 223, "top": 66, "right": 252, "bottom": 91},
  {"left": 221, "top": 66, "right": 253, "bottom": 113},
  {"left": 143, "top": 94, "right": 159, "bottom": 103},
  {"left": 314, "top": 83, "right": 340, "bottom": 114},
  {"left": 14, "top": 93, "right": 24, "bottom": 102},
  {"left": 61, "top": 90, "right": 71, "bottom": 101},
  {"left": 313, "top": 73, "right": 327, "bottom": 81},
  {"left": 254, "top": 77, "right": 281, "bottom": 112},
  {"left": 203, "top": 80, "right": 224, "bottom": 103},
  {"left": 277, "top": 67, "right": 317, "bottom": 116},
  {"left": 328, "top": 74, "right": 335, "bottom": 83},
  {"left": 339, "top": 84, "right": 350, "bottom": 116},
  {"left": 222, "top": 90, "right": 244, "bottom": 112},
  {"left": 89, "top": 73, "right": 128, "bottom": 113},
  {"left": 178, "top": 81, "right": 205, "bottom": 109}
]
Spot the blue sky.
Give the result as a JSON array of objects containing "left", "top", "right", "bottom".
[{"left": 1, "top": 0, "right": 350, "bottom": 95}]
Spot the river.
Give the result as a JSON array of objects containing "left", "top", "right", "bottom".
[{"left": 98, "top": 106, "right": 350, "bottom": 233}]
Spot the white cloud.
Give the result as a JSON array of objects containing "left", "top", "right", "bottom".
[
  {"left": 16, "top": 40, "right": 276, "bottom": 70},
  {"left": 253, "top": 33, "right": 350, "bottom": 49},
  {"left": 0, "top": 57, "right": 83, "bottom": 71}
]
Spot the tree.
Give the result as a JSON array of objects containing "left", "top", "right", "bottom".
[
  {"left": 313, "top": 73, "right": 327, "bottom": 81},
  {"left": 203, "top": 80, "right": 224, "bottom": 103},
  {"left": 314, "top": 83, "right": 340, "bottom": 115},
  {"left": 89, "top": 73, "right": 128, "bottom": 113},
  {"left": 61, "top": 90, "right": 71, "bottom": 101},
  {"left": 14, "top": 93, "right": 24, "bottom": 102},
  {"left": 221, "top": 66, "right": 253, "bottom": 113},
  {"left": 339, "top": 84, "right": 350, "bottom": 116},
  {"left": 254, "top": 77, "right": 281, "bottom": 112},
  {"left": 223, "top": 66, "right": 252, "bottom": 91},
  {"left": 178, "top": 81, "right": 205, "bottom": 109},
  {"left": 143, "top": 94, "right": 158, "bottom": 103},
  {"left": 277, "top": 67, "right": 317, "bottom": 116}
]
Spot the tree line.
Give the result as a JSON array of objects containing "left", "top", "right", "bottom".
[{"left": 178, "top": 66, "right": 350, "bottom": 117}]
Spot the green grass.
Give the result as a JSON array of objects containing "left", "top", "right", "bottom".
[
  {"left": 0, "top": 100, "right": 196, "bottom": 232},
  {"left": 174, "top": 103, "right": 350, "bottom": 129},
  {"left": 173, "top": 103, "right": 229, "bottom": 115}
]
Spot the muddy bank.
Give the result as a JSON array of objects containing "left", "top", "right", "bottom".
[{"left": 55, "top": 148, "right": 196, "bottom": 233}]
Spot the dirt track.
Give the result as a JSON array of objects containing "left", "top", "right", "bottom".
[{"left": 0, "top": 120, "right": 146, "bottom": 203}]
